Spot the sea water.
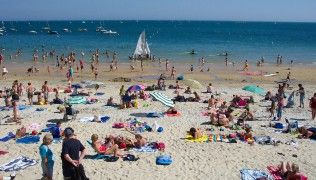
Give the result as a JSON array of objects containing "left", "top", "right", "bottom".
[{"left": 0, "top": 20, "right": 316, "bottom": 63}]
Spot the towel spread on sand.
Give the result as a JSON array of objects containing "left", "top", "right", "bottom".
[
  {"left": 130, "top": 145, "right": 157, "bottom": 153},
  {"left": 84, "top": 154, "right": 111, "bottom": 160},
  {"left": 0, "top": 156, "right": 37, "bottom": 172},
  {"left": 185, "top": 135, "right": 208, "bottom": 142},
  {"left": 80, "top": 116, "right": 110, "bottom": 123},
  {"left": 240, "top": 169, "right": 272, "bottom": 180},
  {"left": 147, "top": 112, "right": 164, "bottom": 118},
  {"left": 16, "top": 136, "right": 40, "bottom": 144},
  {"left": 0, "top": 132, "right": 16, "bottom": 142}
]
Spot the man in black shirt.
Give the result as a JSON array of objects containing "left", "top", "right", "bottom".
[{"left": 61, "top": 127, "right": 88, "bottom": 180}]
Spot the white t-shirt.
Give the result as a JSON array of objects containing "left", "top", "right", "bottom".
[{"left": 3, "top": 68, "right": 8, "bottom": 73}]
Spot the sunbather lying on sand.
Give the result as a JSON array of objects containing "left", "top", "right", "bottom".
[
  {"left": 298, "top": 127, "right": 316, "bottom": 140},
  {"left": 188, "top": 128, "right": 203, "bottom": 139},
  {"left": 166, "top": 107, "right": 178, "bottom": 114},
  {"left": 278, "top": 162, "right": 302, "bottom": 180},
  {"left": 125, "top": 129, "right": 147, "bottom": 148},
  {"left": 91, "top": 134, "right": 121, "bottom": 157},
  {"left": 210, "top": 110, "right": 233, "bottom": 127}
]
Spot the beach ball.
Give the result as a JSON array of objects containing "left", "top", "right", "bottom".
[{"left": 157, "top": 127, "right": 164, "bottom": 133}]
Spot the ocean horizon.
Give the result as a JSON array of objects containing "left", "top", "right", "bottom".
[{"left": 1, "top": 20, "right": 316, "bottom": 63}]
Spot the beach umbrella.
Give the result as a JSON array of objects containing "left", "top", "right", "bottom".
[
  {"left": 150, "top": 92, "right": 175, "bottom": 107},
  {"left": 127, "top": 84, "right": 146, "bottom": 92},
  {"left": 183, "top": 79, "right": 203, "bottom": 89},
  {"left": 242, "top": 85, "right": 265, "bottom": 95}
]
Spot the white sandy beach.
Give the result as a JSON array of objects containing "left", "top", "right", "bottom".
[{"left": 0, "top": 66, "right": 316, "bottom": 180}]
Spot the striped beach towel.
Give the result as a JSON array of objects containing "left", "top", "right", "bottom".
[
  {"left": 0, "top": 156, "right": 37, "bottom": 172},
  {"left": 150, "top": 92, "right": 174, "bottom": 107}
]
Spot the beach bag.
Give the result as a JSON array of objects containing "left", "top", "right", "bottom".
[
  {"left": 274, "top": 123, "right": 284, "bottom": 129},
  {"left": 156, "top": 155, "right": 172, "bottom": 165},
  {"left": 123, "top": 154, "right": 139, "bottom": 161},
  {"left": 154, "top": 142, "right": 165, "bottom": 151}
]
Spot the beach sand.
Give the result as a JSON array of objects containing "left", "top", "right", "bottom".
[{"left": 0, "top": 61, "right": 316, "bottom": 179}]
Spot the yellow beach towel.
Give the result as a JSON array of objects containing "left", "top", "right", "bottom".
[{"left": 185, "top": 135, "right": 208, "bottom": 142}]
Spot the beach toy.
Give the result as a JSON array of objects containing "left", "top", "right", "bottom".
[
  {"left": 229, "top": 133, "right": 237, "bottom": 139},
  {"left": 154, "top": 142, "right": 166, "bottom": 151},
  {"left": 144, "top": 124, "right": 152, "bottom": 132},
  {"left": 157, "top": 127, "right": 164, "bottom": 133},
  {"left": 177, "top": 75, "right": 184, "bottom": 80},
  {"left": 31, "top": 130, "right": 38, "bottom": 135},
  {"left": 156, "top": 155, "right": 172, "bottom": 165}
]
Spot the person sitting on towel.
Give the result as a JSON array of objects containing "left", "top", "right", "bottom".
[
  {"left": 91, "top": 134, "right": 121, "bottom": 157},
  {"left": 124, "top": 129, "right": 147, "bottom": 148},
  {"left": 184, "top": 86, "right": 192, "bottom": 94},
  {"left": 206, "top": 83, "right": 214, "bottom": 93},
  {"left": 189, "top": 128, "right": 203, "bottom": 139},
  {"left": 106, "top": 97, "right": 115, "bottom": 106},
  {"left": 51, "top": 121, "right": 63, "bottom": 139}
]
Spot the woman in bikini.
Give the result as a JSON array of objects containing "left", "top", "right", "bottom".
[{"left": 91, "top": 134, "right": 121, "bottom": 157}]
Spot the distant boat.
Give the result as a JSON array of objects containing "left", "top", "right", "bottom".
[
  {"left": 78, "top": 28, "right": 88, "bottom": 32},
  {"left": 9, "top": 28, "right": 17, "bottom": 32},
  {"left": 0, "top": 28, "right": 4, "bottom": 32},
  {"left": 103, "top": 30, "right": 118, "bottom": 35},
  {"left": 29, "top": 30, "right": 37, "bottom": 34},
  {"left": 133, "top": 31, "right": 151, "bottom": 60},
  {"left": 47, "top": 30, "right": 58, "bottom": 35},
  {"left": 62, "top": 28, "right": 71, "bottom": 32},
  {"left": 82, "top": 21, "right": 86, "bottom": 24},
  {"left": 96, "top": 26, "right": 104, "bottom": 32},
  {"left": 42, "top": 22, "right": 51, "bottom": 31}
]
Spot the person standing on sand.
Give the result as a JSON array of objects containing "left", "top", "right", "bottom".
[
  {"left": 42, "top": 81, "right": 49, "bottom": 104},
  {"left": 26, "top": 82, "right": 35, "bottom": 105},
  {"left": 61, "top": 127, "right": 88, "bottom": 180},
  {"left": 94, "top": 67, "right": 98, "bottom": 80},
  {"left": 277, "top": 95, "right": 285, "bottom": 121},
  {"left": 12, "top": 101, "right": 21, "bottom": 124},
  {"left": 141, "top": 59, "right": 144, "bottom": 71},
  {"left": 310, "top": 93, "right": 316, "bottom": 120},
  {"left": 225, "top": 56, "right": 228, "bottom": 66},
  {"left": 39, "top": 134, "right": 55, "bottom": 180},
  {"left": 277, "top": 54, "right": 280, "bottom": 65},
  {"left": 0, "top": 53, "right": 3, "bottom": 66},
  {"left": 243, "top": 60, "right": 249, "bottom": 71},
  {"left": 165, "top": 59, "right": 169, "bottom": 71},
  {"left": 79, "top": 59, "right": 84, "bottom": 73},
  {"left": 2, "top": 66, "right": 8, "bottom": 79},
  {"left": 297, "top": 84, "right": 305, "bottom": 108},
  {"left": 171, "top": 66, "right": 176, "bottom": 80}
]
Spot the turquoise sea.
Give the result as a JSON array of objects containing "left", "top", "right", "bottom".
[{"left": 0, "top": 20, "right": 316, "bottom": 63}]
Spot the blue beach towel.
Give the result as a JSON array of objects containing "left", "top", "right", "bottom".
[
  {"left": 16, "top": 136, "right": 40, "bottom": 144},
  {"left": 100, "top": 116, "right": 110, "bottom": 123},
  {"left": 240, "top": 169, "right": 272, "bottom": 180},
  {"left": 0, "top": 156, "right": 38, "bottom": 172},
  {"left": 0, "top": 132, "right": 15, "bottom": 142}
]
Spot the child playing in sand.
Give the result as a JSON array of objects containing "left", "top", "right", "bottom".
[
  {"left": 39, "top": 134, "right": 55, "bottom": 180},
  {"left": 269, "top": 100, "right": 276, "bottom": 118},
  {"left": 91, "top": 134, "right": 121, "bottom": 157},
  {"left": 51, "top": 121, "right": 63, "bottom": 139},
  {"left": 94, "top": 67, "right": 98, "bottom": 80},
  {"left": 106, "top": 97, "right": 114, "bottom": 106}
]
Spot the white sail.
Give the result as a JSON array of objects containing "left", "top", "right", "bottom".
[{"left": 133, "top": 31, "right": 150, "bottom": 59}]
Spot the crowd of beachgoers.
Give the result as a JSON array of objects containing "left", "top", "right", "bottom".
[{"left": 0, "top": 49, "right": 316, "bottom": 180}]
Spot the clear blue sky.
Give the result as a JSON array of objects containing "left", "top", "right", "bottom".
[{"left": 1, "top": 0, "right": 316, "bottom": 22}]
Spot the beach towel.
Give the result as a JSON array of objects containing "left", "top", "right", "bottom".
[
  {"left": 95, "top": 92, "right": 105, "bottom": 96},
  {"left": 66, "top": 96, "right": 87, "bottom": 105},
  {"left": 185, "top": 135, "right": 208, "bottom": 142},
  {"left": 0, "top": 132, "right": 15, "bottom": 142},
  {"left": 0, "top": 156, "right": 37, "bottom": 172},
  {"left": 16, "top": 136, "right": 40, "bottom": 144},
  {"left": 147, "top": 112, "right": 164, "bottom": 118},
  {"left": 254, "top": 136, "right": 272, "bottom": 145},
  {"left": 84, "top": 154, "right": 111, "bottom": 160},
  {"left": 0, "top": 150, "right": 8, "bottom": 155},
  {"left": 130, "top": 145, "right": 157, "bottom": 153},
  {"left": 240, "top": 169, "right": 272, "bottom": 180},
  {"left": 165, "top": 111, "right": 181, "bottom": 117},
  {"left": 27, "top": 123, "right": 42, "bottom": 131},
  {"left": 79, "top": 116, "right": 110, "bottom": 123}
]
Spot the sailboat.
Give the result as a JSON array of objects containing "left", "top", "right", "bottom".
[
  {"left": 42, "top": 22, "right": 51, "bottom": 31},
  {"left": 133, "top": 31, "right": 151, "bottom": 60}
]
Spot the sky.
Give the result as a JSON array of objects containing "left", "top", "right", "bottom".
[{"left": 1, "top": 0, "right": 316, "bottom": 22}]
